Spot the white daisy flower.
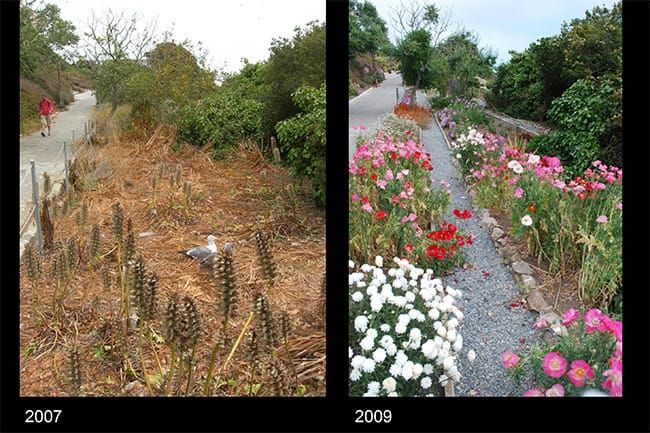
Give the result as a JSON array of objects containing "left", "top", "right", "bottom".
[
  {"left": 367, "top": 381, "right": 380, "bottom": 395},
  {"left": 361, "top": 358, "right": 376, "bottom": 373},
  {"left": 370, "top": 295, "right": 383, "bottom": 312},
  {"left": 350, "top": 368, "right": 362, "bottom": 381},
  {"left": 412, "top": 363, "right": 423, "bottom": 378},
  {"left": 395, "top": 351, "right": 408, "bottom": 366},
  {"left": 401, "top": 362, "right": 414, "bottom": 380},
  {"left": 421, "top": 377, "right": 432, "bottom": 389},
  {"left": 394, "top": 322, "right": 407, "bottom": 334},
  {"left": 442, "top": 356, "right": 454, "bottom": 371},
  {"left": 360, "top": 336, "right": 375, "bottom": 351},
  {"left": 380, "top": 324, "right": 390, "bottom": 332},
  {"left": 453, "top": 335, "right": 463, "bottom": 352},
  {"left": 389, "top": 363, "right": 402, "bottom": 377},
  {"left": 521, "top": 214, "right": 533, "bottom": 226},
  {"left": 385, "top": 343, "right": 397, "bottom": 356},
  {"left": 354, "top": 315, "right": 368, "bottom": 332},
  {"left": 423, "top": 364, "right": 434, "bottom": 375},
  {"left": 382, "top": 377, "right": 397, "bottom": 393},
  {"left": 372, "top": 348, "right": 387, "bottom": 363},
  {"left": 351, "top": 291, "right": 363, "bottom": 302},
  {"left": 348, "top": 260, "right": 355, "bottom": 268},
  {"left": 446, "top": 329, "right": 457, "bottom": 342}
]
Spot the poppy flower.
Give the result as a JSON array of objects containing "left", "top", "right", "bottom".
[
  {"left": 376, "top": 210, "right": 387, "bottom": 220},
  {"left": 371, "top": 173, "right": 378, "bottom": 181},
  {"left": 404, "top": 243, "right": 413, "bottom": 252}
]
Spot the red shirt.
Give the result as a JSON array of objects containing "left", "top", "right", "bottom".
[{"left": 39, "top": 98, "right": 53, "bottom": 116}]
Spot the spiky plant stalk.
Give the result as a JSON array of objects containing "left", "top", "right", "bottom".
[
  {"left": 204, "top": 247, "right": 237, "bottom": 395},
  {"left": 180, "top": 296, "right": 201, "bottom": 396},
  {"left": 67, "top": 346, "right": 82, "bottom": 395},
  {"left": 101, "top": 267, "right": 111, "bottom": 292},
  {"left": 254, "top": 292, "right": 278, "bottom": 351},
  {"left": 124, "top": 219, "right": 136, "bottom": 264},
  {"left": 89, "top": 225, "right": 101, "bottom": 270},
  {"left": 247, "top": 329, "right": 260, "bottom": 395},
  {"left": 66, "top": 237, "right": 77, "bottom": 273},
  {"left": 111, "top": 202, "right": 124, "bottom": 248},
  {"left": 111, "top": 202, "right": 128, "bottom": 338},
  {"left": 174, "top": 165, "right": 182, "bottom": 186},
  {"left": 81, "top": 202, "right": 88, "bottom": 226},
  {"left": 163, "top": 294, "right": 180, "bottom": 396},
  {"left": 278, "top": 311, "right": 298, "bottom": 384},
  {"left": 43, "top": 172, "right": 51, "bottom": 196},
  {"left": 24, "top": 243, "right": 40, "bottom": 305},
  {"left": 253, "top": 230, "right": 277, "bottom": 288}
]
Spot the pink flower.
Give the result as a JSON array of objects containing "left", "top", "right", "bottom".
[
  {"left": 603, "top": 357, "right": 622, "bottom": 397},
  {"left": 584, "top": 309, "right": 607, "bottom": 334},
  {"left": 602, "top": 316, "right": 622, "bottom": 341},
  {"left": 501, "top": 352, "right": 519, "bottom": 369},
  {"left": 376, "top": 180, "right": 388, "bottom": 189},
  {"left": 615, "top": 340, "right": 622, "bottom": 358},
  {"left": 592, "top": 160, "right": 602, "bottom": 167},
  {"left": 545, "top": 383, "right": 565, "bottom": 397},
  {"left": 615, "top": 202, "right": 622, "bottom": 210},
  {"left": 360, "top": 125, "right": 367, "bottom": 131},
  {"left": 533, "top": 316, "right": 549, "bottom": 329},
  {"left": 514, "top": 187, "right": 524, "bottom": 198},
  {"left": 567, "top": 360, "right": 594, "bottom": 387},
  {"left": 385, "top": 170, "right": 394, "bottom": 181},
  {"left": 561, "top": 308, "right": 580, "bottom": 327},
  {"left": 351, "top": 193, "right": 359, "bottom": 202},
  {"left": 542, "top": 352, "right": 567, "bottom": 378},
  {"left": 361, "top": 203, "right": 373, "bottom": 213},
  {"left": 596, "top": 215, "right": 608, "bottom": 224},
  {"left": 523, "top": 388, "right": 544, "bottom": 397}
]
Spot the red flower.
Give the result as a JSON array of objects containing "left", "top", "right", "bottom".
[
  {"left": 371, "top": 173, "right": 378, "bottom": 181},
  {"left": 358, "top": 167, "right": 366, "bottom": 175},
  {"left": 404, "top": 243, "right": 413, "bottom": 252},
  {"left": 457, "top": 238, "right": 465, "bottom": 247},
  {"left": 406, "top": 130, "right": 413, "bottom": 136},
  {"left": 447, "top": 223, "right": 457, "bottom": 234},
  {"left": 454, "top": 209, "right": 472, "bottom": 219},
  {"left": 376, "top": 210, "right": 387, "bottom": 220},
  {"left": 361, "top": 196, "right": 369, "bottom": 204},
  {"left": 578, "top": 192, "right": 587, "bottom": 200},
  {"left": 391, "top": 195, "right": 399, "bottom": 204},
  {"left": 414, "top": 151, "right": 422, "bottom": 160},
  {"left": 390, "top": 153, "right": 397, "bottom": 160},
  {"left": 426, "top": 245, "right": 446, "bottom": 260},
  {"left": 422, "top": 160, "right": 430, "bottom": 170}
]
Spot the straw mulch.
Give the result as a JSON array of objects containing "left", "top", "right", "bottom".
[{"left": 19, "top": 125, "right": 326, "bottom": 396}]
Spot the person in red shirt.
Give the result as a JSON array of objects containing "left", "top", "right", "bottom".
[{"left": 39, "top": 94, "right": 54, "bottom": 137}]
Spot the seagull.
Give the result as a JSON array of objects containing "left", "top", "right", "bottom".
[
  {"left": 179, "top": 235, "right": 217, "bottom": 261},
  {"left": 198, "top": 242, "right": 233, "bottom": 270}
]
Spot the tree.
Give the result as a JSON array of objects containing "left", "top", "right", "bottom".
[
  {"left": 396, "top": 29, "right": 435, "bottom": 94},
  {"left": 390, "top": 0, "right": 454, "bottom": 47},
  {"left": 20, "top": 1, "right": 78, "bottom": 81},
  {"left": 349, "top": 0, "right": 389, "bottom": 83},
  {"left": 264, "top": 21, "right": 325, "bottom": 137},
  {"left": 82, "top": 9, "right": 157, "bottom": 117}
]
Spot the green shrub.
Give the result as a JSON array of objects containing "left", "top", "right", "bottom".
[
  {"left": 276, "top": 84, "right": 326, "bottom": 206},
  {"left": 178, "top": 90, "right": 264, "bottom": 157}
]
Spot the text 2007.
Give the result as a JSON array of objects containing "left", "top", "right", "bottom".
[
  {"left": 25, "top": 409, "right": 62, "bottom": 424},
  {"left": 354, "top": 409, "right": 392, "bottom": 423}
]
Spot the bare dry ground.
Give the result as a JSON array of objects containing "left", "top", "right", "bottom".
[{"left": 19, "top": 126, "right": 326, "bottom": 396}]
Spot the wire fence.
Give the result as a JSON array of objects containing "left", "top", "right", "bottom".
[{"left": 19, "top": 121, "right": 95, "bottom": 256}]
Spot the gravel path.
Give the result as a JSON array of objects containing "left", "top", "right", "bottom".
[{"left": 422, "top": 119, "right": 538, "bottom": 396}]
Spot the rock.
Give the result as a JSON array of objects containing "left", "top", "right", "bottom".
[
  {"left": 521, "top": 274, "right": 537, "bottom": 288},
  {"left": 481, "top": 216, "right": 498, "bottom": 229},
  {"left": 497, "top": 237, "right": 508, "bottom": 246},
  {"left": 479, "top": 208, "right": 490, "bottom": 219},
  {"left": 491, "top": 227, "right": 504, "bottom": 240},
  {"left": 543, "top": 331, "right": 557, "bottom": 346},
  {"left": 526, "top": 290, "right": 549, "bottom": 312},
  {"left": 512, "top": 261, "right": 534, "bottom": 275},
  {"left": 542, "top": 311, "right": 561, "bottom": 325}
]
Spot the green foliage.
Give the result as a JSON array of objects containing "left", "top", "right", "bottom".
[
  {"left": 349, "top": 0, "right": 390, "bottom": 59},
  {"left": 530, "top": 74, "right": 621, "bottom": 177},
  {"left": 488, "top": 1, "right": 621, "bottom": 122},
  {"left": 264, "top": 22, "right": 326, "bottom": 137},
  {"left": 396, "top": 29, "right": 435, "bottom": 88},
  {"left": 177, "top": 88, "right": 264, "bottom": 156},
  {"left": 276, "top": 84, "right": 326, "bottom": 206}
]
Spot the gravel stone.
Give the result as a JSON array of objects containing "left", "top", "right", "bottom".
[
  {"left": 481, "top": 216, "right": 498, "bottom": 229},
  {"left": 423, "top": 120, "right": 538, "bottom": 396},
  {"left": 491, "top": 227, "right": 505, "bottom": 240},
  {"left": 526, "top": 290, "right": 549, "bottom": 312},
  {"left": 521, "top": 274, "right": 537, "bottom": 288},
  {"left": 512, "top": 261, "right": 534, "bottom": 275}
]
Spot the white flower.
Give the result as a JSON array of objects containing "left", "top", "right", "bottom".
[
  {"left": 513, "top": 164, "right": 523, "bottom": 174},
  {"left": 385, "top": 343, "right": 397, "bottom": 356},
  {"left": 456, "top": 153, "right": 462, "bottom": 159},
  {"left": 521, "top": 214, "right": 533, "bottom": 226},
  {"left": 507, "top": 160, "right": 520, "bottom": 169},
  {"left": 360, "top": 336, "right": 375, "bottom": 351},
  {"left": 380, "top": 335, "right": 393, "bottom": 348},
  {"left": 412, "top": 363, "right": 423, "bottom": 378},
  {"left": 441, "top": 341, "right": 451, "bottom": 352},
  {"left": 366, "top": 285, "right": 378, "bottom": 296},
  {"left": 436, "top": 326, "right": 447, "bottom": 338},
  {"left": 372, "top": 348, "right": 387, "bottom": 363},
  {"left": 421, "top": 377, "right": 432, "bottom": 389},
  {"left": 392, "top": 296, "right": 407, "bottom": 307},
  {"left": 421, "top": 340, "right": 436, "bottom": 359},
  {"left": 442, "top": 356, "right": 454, "bottom": 371},
  {"left": 350, "top": 368, "right": 362, "bottom": 381},
  {"left": 351, "top": 291, "right": 363, "bottom": 302},
  {"left": 370, "top": 295, "right": 384, "bottom": 312},
  {"left": 420, "top": 288, "right": 435, "bottom": 302},
  {"left": 367, "top": 381, "right": 380, "bottom": 395},
  {"left": 446, "top": 329, "right": 457, "bottom": 342},
  {"left": 423, "top": 364, "right": 434, "bottom": 375},
  {"left": 409, "top": 328, "right": 422, "bottom": 341},
  {"left": 366, "top": 328, "right": 378, "bottom": 339},
  {"left": 528, "top": 154, "right": 540, "bottom": 164},
  {"left": 349, "top": 347, "right": 353, "bottom": 358},
  {"left": 404, "top": 291, "right": 416, "bottom": 302},
  {"left": 356, "top": 281, "right": 367, "bottom": 288},
  {"left": 395, "top": 322, "right": 407, "bottom": 334},
  {"left": 362, "top": 358, "right": 376, "bottom": 373},
  {"left": 348, "top": 260, "right": 355, "bottom": 268},
  {"left": 395, "top": 351, "right": 408, "bottom": 366},
  {"left": 428, "top": 308, "right": 440, "bottom": 320},
  {"left": 360, "top": 264, "right": 373, "bottom": 273},
  {"left": 382, "top": 377, "right": 397, "bottom": 393},
  {"left": 380, "top": 324, "right": 391, "bottom": 332},
  {"left": 375, "top": 256, "right": 383, "bottom": 268},
  {"left": 387, "top": 391, "right": 398, "bottom": 397},
  {"left": 351, "top": 355, "right": 365, "bottom": 369},
  {"left": 392, "top": 278, "right": 405, "bottom": 289},
  {"left": 354, "top": 315, "right": 369, "bottom": 333},
  {"left": 389, "top": 363, "right": 402, "bottom": 377},
  {"left": 467, "top": 349, "right": 476, "bottom": 363},
  {"left": 453, "top": 335, "right": 463, "bottom": 352},
  {"left": 401, "top": 362, "right": 414, "bottom": 380},
  {"left": 447, "top": 318, "right": 459, "bottom": 329}
]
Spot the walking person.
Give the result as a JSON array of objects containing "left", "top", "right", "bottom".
[{"left": 39, "top": 94, "right": 55, "bottom": 137}]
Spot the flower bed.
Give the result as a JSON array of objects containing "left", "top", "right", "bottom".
[
  {"left": 349, "top": 257, "right": 465, "bottom": 396},
  {"left": 438, "top": 101, "right": 622, "bottom": 314},
  {"left": 503, "top": 308, "right": 622, "bottom": 397}
]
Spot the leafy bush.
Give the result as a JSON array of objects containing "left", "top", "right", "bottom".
[
  {"left": 178, "top": 90, "right": 264, "bottom": 157},
  {"left": 530, "top": 74, "right": 621, "bottom": 177},
  {"left": 276, "top": 84, "right": 326, "bottom": 206},
  {"left": 429, "top": 95, "right": 451, "bottom": 109},
  {"left": 349, "top": 256, "right": 466, "bottom": 396},
  {"left": 505, "top": 308, "right": 622, "bottom": 396}
]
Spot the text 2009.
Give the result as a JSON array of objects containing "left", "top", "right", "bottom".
[{"left": 354, "top": 409, "right": 392, "bottom": 423}]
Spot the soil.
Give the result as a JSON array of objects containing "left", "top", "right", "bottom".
[{"left": 19, "top": 126, "right": 326, "bottom": 397}]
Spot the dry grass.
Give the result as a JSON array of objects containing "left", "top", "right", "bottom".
[{"left": 19, "top": 125, "right": 326, "bottom": 396}]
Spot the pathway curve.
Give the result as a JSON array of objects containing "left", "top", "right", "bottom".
[
  {"left": 19, "top": 90, "right": 96, "bottom": 255},
  {"left": 422, "top": 118, "right": 538, "bottom": 396}
]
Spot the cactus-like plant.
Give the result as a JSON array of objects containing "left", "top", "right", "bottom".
[
  {"left": 213, "top": 247, "right": 237, "bottom": 327},
  {"left": 67, "top": 346, "right": 82, "bottom": 395},
  {"left": 89, "top": 225, "right": 101, "bottom": 261},
  {"left": 253, "top": 230, "right": 277, "bottom": 287},
  {"left": 254, "top": 292, "right": 277, "bottom": 350},
  {"left": 111, "top": 202, "right": 124, "bottom": 246},
  {"left": 124, "top": 219, "right": 136, "bottom": 264}
]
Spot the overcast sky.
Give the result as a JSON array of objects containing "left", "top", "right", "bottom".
[
  {"left": 49, "top": 0, "right": 325, "bottom": 73},
  {"left": 369, "top": 0, "right": 619, "bottom": 65}
]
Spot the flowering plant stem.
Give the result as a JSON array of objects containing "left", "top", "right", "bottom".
[
  {"left": 165, "top": 346, "right": 176, "bottom": 396},
  {"left": 185, "top": 345, "right": 197, "bottom": 396}
]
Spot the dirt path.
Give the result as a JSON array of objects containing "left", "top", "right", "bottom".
[{"left": 19, "top": 90, "right": 96, "bottom": 255}]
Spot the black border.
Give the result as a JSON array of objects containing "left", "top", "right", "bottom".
[{"left": 2, "top": 0, "right": 649, "bottom": 432}]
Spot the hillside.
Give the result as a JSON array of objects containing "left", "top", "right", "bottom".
[{"left": 349, "top": 53, "right": 396, "bottom": 98}]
